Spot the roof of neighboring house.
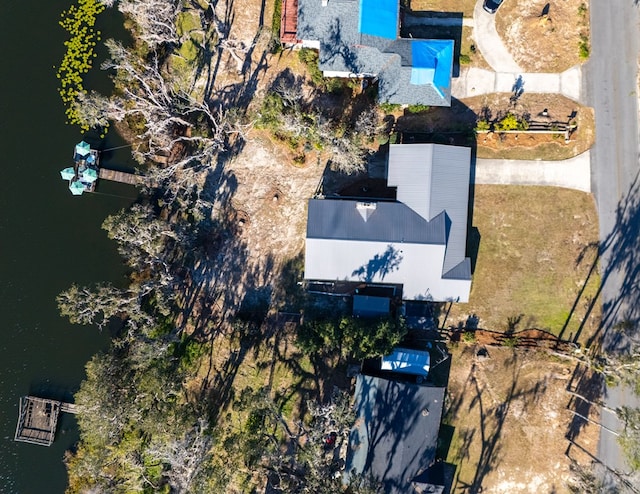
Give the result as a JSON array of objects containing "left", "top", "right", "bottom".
[
  {"left": 346, "top": 375, "right": 446, "bottom": 493},
  {"left": 296, "top": 0, "right": 453, "bottom": 105},
  {"left": 304, "top": 143, "right": 472, "bottom": 302}
]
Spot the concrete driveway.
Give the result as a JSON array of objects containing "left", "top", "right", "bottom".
[
  {"left": 472, "top": 0, "right": 521, "bottom": 72},
  {"left": 473, "top": 151, "right": 591, "bottom": 192},
  {"left": 451, "top": 66, "right": 584, "bottom": 103}
]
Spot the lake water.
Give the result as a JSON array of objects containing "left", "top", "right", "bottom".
[{"left": 0, "top": 1, "right": 135, "bottom": 491}]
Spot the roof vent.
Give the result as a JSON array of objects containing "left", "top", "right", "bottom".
[{"left": 356, "top": 201, "right": 377, "bottom": 222}]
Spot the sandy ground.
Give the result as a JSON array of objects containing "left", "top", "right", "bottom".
[
  {"left": 496, "top": 0, "right": 590, "bottom": 73},
  {"left": 447, "top": 344, "right": 600, "bottom": 494}
]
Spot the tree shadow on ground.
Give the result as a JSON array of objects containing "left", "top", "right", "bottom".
[
  {"left": 586, "top": 171, "right": 640, "bottom": 353},
  {"left": 564, "top": 363, "right": 605, "bottom": 446},
  {"left": 558, "top": 241, "right": 600, "bottom": 343},
  {"left": 448, "top": 348, "right": 548, "bottom": 493}
]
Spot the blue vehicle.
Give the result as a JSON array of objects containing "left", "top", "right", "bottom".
[{"left": 483, "top": 0, "right": 504, "bottom": 14}]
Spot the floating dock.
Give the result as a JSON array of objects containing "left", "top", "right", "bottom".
[{"left": 15, "top": 396, "right": 78, "bottom": 446}]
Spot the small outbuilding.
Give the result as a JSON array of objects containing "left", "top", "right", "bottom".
[
  {"left": 381, "top": 347, "right": 431, "bottom": 378},
  {"left": 353, "top": 294, "right": 391, "bottom": 318}
]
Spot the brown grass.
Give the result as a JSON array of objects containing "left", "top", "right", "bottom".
[
  {"left": 447, "top": 185, "right": 601, "bottom": 340},
  {"left": 446, "top": 345, "right": 600, "bottom": 493},
  {"left": 495, "top": 0, "right": 591, "bottom": 72},
  {"left": 409, "top": 0, "right": 477, "bottom": 17}
]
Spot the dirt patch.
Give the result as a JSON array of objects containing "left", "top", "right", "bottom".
[
  {"left": 227, "top": 131, "right": 324, "bottom": 264},
  {"left": 446, "top": 185, "right": 601, "bottom": 341},
  {"left": 445, "top": 344, "right": 600, "bottom": 493},
  {"left": 450, "top": 328, "right": 579, "bottom": 354},
  {"left": 496, "top": 0, "right": 590, "bottom": 72},
  {"left": 469, "top": 92, "right": 594, "bottom": 160}
]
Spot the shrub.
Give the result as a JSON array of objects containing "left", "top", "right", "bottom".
[
  {"left": 475, "top": 119, "right": 490, "bottom": 132},
  {"left": 459, "top": 53, "right": 471, "bottom": 65},
  {"left": 379, "top": 102, "right": 402, "bottom": 114},
  {"left": 298, "top": 48, "right": 324, "bottom": 85},
  {"left": 462, "top": 331, "right": 476, "bottom": 343},
  {"left": 256, "top": 92, "right": 284, "bottom": 129},
  {"left": 579, "top": 35, "right": 590, "bottom": 59},
  {"left": 495, "top": 113, "right": 519, "bottom": 131},
  {"left": 577, "top": 2, "right": 587, "bottom": 16},
  {"left": 407, "top": 104, "right": 430, "bottom": 114},
  {"left": 503, "top": 336, "right": 519, "bottom": 348}
]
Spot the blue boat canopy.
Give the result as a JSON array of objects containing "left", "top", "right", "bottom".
[
  {"left": 60, "top": 167, "right": 76, "bottom": 181},
  {"left": 75, "top": 141, "right": 91, "bottom": 157}
]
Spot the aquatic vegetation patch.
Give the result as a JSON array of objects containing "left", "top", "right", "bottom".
[{"left": 56, "top": 0, "right": 106, "bottom": 134}]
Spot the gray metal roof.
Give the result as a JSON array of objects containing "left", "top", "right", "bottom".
[
  {"left": 296, "top": 0, "right": 451, "bottom": 106},
  {"left": 306, "top": 199, "right": 446, "bottom": 245},
  {"left": 345, "top": 375, "right": 445, "bottom": 494},
  {"left": 388, "top": 143, "right": 471, "bottom": 275},
  {"left": 304, "top": 143, "right": 472, "bottom": 302}
]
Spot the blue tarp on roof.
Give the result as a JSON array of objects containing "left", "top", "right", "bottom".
[
  {"left": 410, "top": 40, "right": 454, "bottom": 97},
  {"left": 359, "top": 0, "right": 398, "bottom": 40}
]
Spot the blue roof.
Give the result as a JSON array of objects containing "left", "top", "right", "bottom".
[
  {"left": 358, "top": 0, "right": 398, "bottom": 40},
  {"left": 410, "top": 40, "right": 454, "bottom": 97}
]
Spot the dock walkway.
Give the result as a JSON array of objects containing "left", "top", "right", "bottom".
[{"left": 99, "top": 168, "right": 142, "bottom": 185}]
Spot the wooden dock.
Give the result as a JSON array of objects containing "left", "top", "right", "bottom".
[
  {"left": 99, "top": 168, "right": 142, "bottom": 185},
  {"left": 15, "top": 396, "right": 79, "bottom": 446}
]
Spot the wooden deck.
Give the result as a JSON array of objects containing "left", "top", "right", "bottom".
[
  {"left": 99, "top": 168, "right": 142, "bottom": 185},
  {"left": 14, "top": 397, "right": 61, "bottom": 446},
  {"left": 15, "top": 396, "right": 80, "bottom": 446},
  {"left": 280, "top": 0, "right": 299, "bottom": 44}
]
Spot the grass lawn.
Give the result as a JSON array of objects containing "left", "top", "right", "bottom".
[{"left": 447, "top": 185, "right": 601, "bottom": 342}]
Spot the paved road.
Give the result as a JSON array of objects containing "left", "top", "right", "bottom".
[{"left": 585, "top": 0, "right": 640, "bottom": 487}]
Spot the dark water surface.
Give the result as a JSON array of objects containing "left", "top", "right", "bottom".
[{"left": 0, "top": 1, "right": 134, "bottom": 491}]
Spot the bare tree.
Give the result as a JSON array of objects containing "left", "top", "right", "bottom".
[
  {"left": 147, "top": 419, "right": 213, "bottom": 493},
  {"left": 96, "top": 40, "right": 227, "bottom": 163},
  {"left": 354, "top": 106, "right": 381, "bottom": 139},
  {"left": 117, "top": 0, "right": 182, "bottom": 48}
]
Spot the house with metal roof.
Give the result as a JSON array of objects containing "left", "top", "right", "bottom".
[
  {"left": 296, "top": 0, "right": 454, "bottom": 105},
  {"left": 304, "top": 143, "right": 472, "bottom": 302},
  {"left": 345, "top": 374, "right": 451, "bottom": 493}
]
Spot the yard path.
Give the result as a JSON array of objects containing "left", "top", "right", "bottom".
[{"left": 473, "top": 151, "right": 591, "bottom": 193}]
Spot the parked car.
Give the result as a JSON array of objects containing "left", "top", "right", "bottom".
[{"left": 483, "top": 0, "right": 504, "bottom": 14}]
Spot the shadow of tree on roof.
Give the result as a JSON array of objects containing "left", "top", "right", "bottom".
[
  {"left": 349, "top": 376, "right": 444, "bottom": 492},
  {"left": 351, "top": 244, "right": 404, "bottom": 282}
]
